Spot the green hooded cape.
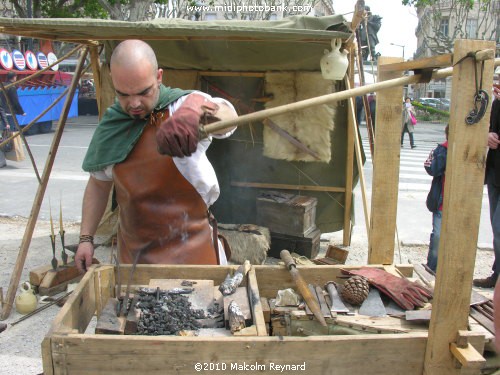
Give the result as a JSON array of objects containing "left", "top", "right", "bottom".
[{"left": 82, "top": 85, "right": 190, "bottom": 172}]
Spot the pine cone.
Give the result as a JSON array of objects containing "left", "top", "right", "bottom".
[{"left": 340, "top": 275, "right": 370, "bottom": 305}]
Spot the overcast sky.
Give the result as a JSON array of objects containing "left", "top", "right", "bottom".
[{"left": 332, "top": 0, "right": 419, "bottom": 60}]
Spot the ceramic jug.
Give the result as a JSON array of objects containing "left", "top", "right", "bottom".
[
  {"left": 320, "top": 38, "right": 349, "bottom": 81},
  {"left": 15, "top": 282, "right": 37, "bottom": 314}
]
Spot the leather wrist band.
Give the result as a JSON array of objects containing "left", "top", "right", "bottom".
[{"left": 79, "top": 234, "right": 94, "bottom": 245}]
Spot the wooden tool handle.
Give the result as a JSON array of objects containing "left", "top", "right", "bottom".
[{"left": 280, "top": 250, "right": 296, "bottom": 270}]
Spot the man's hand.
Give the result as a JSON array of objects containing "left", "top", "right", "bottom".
[
  {"left": 156, "top": 94, "right": 219, "bottom": 157},
  {"left": 75, "top": 241, "right": 95, "bottom": 273},
  {"left": 488, "top": 132, "right": 500, "bottom": 150},
  {"left": 493, "top": 85, "right": 500, "bottom": 101}
]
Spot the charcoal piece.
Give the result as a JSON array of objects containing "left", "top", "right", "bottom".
[{"left": 135, "top": 292, "right": 206, "bottom": 336}]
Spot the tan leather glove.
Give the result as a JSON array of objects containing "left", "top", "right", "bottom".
[
  {"left": 346, "top": 267, "right": 433, "bottom": 310},
  {"left": 156, "top": 94, "right": 219, "bottom": 157}
]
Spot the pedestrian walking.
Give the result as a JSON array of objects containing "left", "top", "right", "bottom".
[{"left": 401, "top": 97, "right": 417, "bottom": 149}]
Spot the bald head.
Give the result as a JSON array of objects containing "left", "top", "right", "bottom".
[
  {"left": 110, "top": 40, "right": 158, "bottom": 74},
  {"left": 110, "top": 40, "right": 163, "bottom": 119}
]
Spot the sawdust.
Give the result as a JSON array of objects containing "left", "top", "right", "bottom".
[{"left": 0, "top": 216, "right": 495, "bottom": 374}]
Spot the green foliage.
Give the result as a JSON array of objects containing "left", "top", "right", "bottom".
[
  {"left": 402, "top": 0, "right": 480, "bottom": 7},
  {"left": 412, "top": 101, "right": 450, "bottom": 121}
]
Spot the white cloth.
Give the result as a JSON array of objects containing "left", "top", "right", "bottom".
[{"left": 90, "top": 92, "right": 235, "bottom": 208}]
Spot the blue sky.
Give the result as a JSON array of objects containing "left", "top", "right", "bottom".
[{"left": 332, "top": 0, "right": 418, "bottom": 60}]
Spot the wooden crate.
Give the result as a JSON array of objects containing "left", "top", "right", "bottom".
[
  {"left": 41, "top": 264, "right": 486, "bottom": 375},
  {"left": 268, "top": 228, "right": 321, "bottom": 259},
  {"left": 256, "top": 192, "right": 317, "bottom": 237}
]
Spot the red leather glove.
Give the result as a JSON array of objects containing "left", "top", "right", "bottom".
[
  {"left": 346, "top": 267, "right": 433, "bottom": 310},
  {"left": 156, "top": 94, "right": 219, "bottom": 157}
]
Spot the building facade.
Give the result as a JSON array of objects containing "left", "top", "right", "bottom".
[{"left": 413, "top": 0, "right": 499, "bottom": 99}]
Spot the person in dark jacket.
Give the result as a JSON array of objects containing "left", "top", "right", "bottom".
[
  {"left": 424, "top": 125, "right": 448, "bottom": 272},
  {"left": 2, "top": 71, "right": 26, "bottom": 128},
  {"left": 474, "top": 85, "right": 500, "bottom": 288}
]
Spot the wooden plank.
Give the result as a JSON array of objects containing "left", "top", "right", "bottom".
[
  {"left": 39, "top": 265, "right": 82, "bottom": 289},
  {"left": 200, "top": 71, "right": 265, "bottom": 78},
  {"left": 121, "top": 265, "right": 231, "bottom": 286},
  {"left": 345, "top": 78, "right": 371, "bottom": 245},
  {"left": 368, "top": 56, "right": 404, "bottom": 264},
  {"left": 231, "top": 181, "right": 345, "bottom": 193},
  {"left": 450, "top": 343, "right": 485, "bottom": 369},
  {"left": 260, "top": 297, "right": 271, "bottom": 323},
  {"left": 48, "top": 333, "right": 428, "bottom": 374},
  {"left": 95, "top": 265, "right": 115, "bottom": 316},
  {"left": 424, "top": 39, "right": 496, "bottom": 375},
  {"left": 223, "top": 287, "right": 252, "bottom": 328},
  {"left": 124, "top": 295, "right": 140, "bottom": 335},
  {"left": 29, "top": 264, "right": 53, "bottom": 286},
  {"left": 95, "top": 298, "right": 125, "bottom": 335},
  {"left": 247, "top": 268, "right": 267, "bottom": 336},
  {"left": 343, "top": 47, "right": 355, "bottom": 245},
  {"left": 45, "top": 265, "right": 99, "bottom": 338},
  {"left": 89, "top": 45, "right": 101, "bottom": 115},
  {"left": 41, "top": 337, "right": 54, "bottom": 375},
  {"left": 469, "top": 308, "right": 495, "bottom": 334},
  {"left": 39, "top": 275, "right": 83, "bottom": 296},
  {"left": 379, "top": 54, "right": 453, "bottom": 72}
]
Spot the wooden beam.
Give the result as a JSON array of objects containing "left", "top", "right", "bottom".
[
  {"left": 0, "top": 48, "right": 90, "bottom": 321},
  {"left": 423, "top": 39, "right": 496, "bottom": 375},
  {"left": 230, "top": 181, "right": 345, "bottom": 193},
  {"left": 89, "top": 45, "right": 102, "bottom": 116},
  {"left": 343, "top": 47, "right": 356, "bottom": 245},
  {"left": 368, "top": 56, "right": 403, "bottom": 264},
  {"left": 200, "top": 71, "right": 265, "bottom": 78},
  {"left": 379, "top": 54, "right": 453, "bottom": 72},
  {"left": 345, "top": 78, "right": 370, "bottom": 245},
  {"left": 450, "top": 343, "right": 485, "bottom": 369}
]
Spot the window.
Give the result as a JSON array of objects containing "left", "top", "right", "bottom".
[
  {"left": 466, "top": 19, "right": 478, "bottom": 38},
  {"left": 439, "top": 17, "right": 449, "bottom": 36}
]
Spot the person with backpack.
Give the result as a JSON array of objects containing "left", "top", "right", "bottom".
[{"left": 424, "top": 124, "right": 448, "bottom": 272}]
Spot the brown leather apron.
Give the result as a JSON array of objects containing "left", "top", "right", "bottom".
[{"left": 112, "top": 116, "right": 218, "bottom": 265}]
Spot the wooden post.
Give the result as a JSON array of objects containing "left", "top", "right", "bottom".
[
  {"left": 89, "top": 45, "right": 102, "bottom": 116},
  {"left": 0, "top": 48, "right": 90, "bottom": 320},
  {"left": 343, "top": 46, "right": 356, "bottom": 245},
  {"left": 368, "top": 56, "right": 403, "bottom": 264},
  {"left": 424, "top": 39, "right": 495, "bottom": 374}
]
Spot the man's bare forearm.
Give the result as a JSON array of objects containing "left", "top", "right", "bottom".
[{"left": 80, "top": 176, "right": 113, "bottom": 236}]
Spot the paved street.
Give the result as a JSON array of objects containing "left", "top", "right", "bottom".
[
  {"left": 0, "top": 116, "right": 493, "bottom": 249},
  {"left": 0, "top": 116, "right": 97, "bottom": 222},
  {"left": 351, "top": 121, "right": 493, "bottom": 249}
]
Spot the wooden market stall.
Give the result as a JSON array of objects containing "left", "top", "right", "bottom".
[{"left": 0, "top": 10, "right": 498, "bottom": 375}]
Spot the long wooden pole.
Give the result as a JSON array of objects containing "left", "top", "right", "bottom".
[
  {"left": 345, "top": 78, "right": 370, "bottom": 245},
  {"left": 343, "top": 47, "right": 356, "bottom": 246},
  {"left": 0, "top": 47, "right": 90, "bottom": 320},
  {"left": 203, "top": 56, "right": 499, "bottom": 135}
]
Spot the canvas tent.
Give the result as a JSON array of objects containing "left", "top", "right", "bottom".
[{"left": 0, "top": 15, "right": 360, "bottom": 235}]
